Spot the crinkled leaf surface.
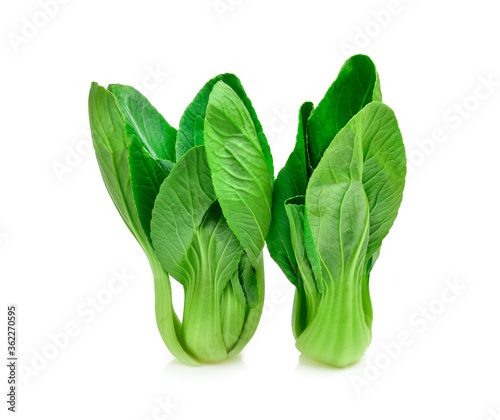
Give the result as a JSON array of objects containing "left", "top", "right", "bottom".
[
  {"left": 109, "top": 84, "right": 176, "bottom": 161},
  {"left": 307, "top": 101, "right": 405, "bottom": 281},
  {"left": 150, "top": 146, "right": 217, "bottom": 285},
  {"left": 176, "top": 74, "right": 273, "bottom": 178},
  {"left": 356, "top": 103, "right": 406, "bottom": 259},
  {"left": 204, "top": 81, "right": 273, "bottom": 266}
]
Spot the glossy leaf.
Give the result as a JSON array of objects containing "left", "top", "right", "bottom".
[
  {"left": 356, "top": 103, "right": 406, "bottom": 259},
  {"left": 128, "top": 138, "right": 172, "bottom": 241},
  {"left": 307, "top": 54, "right": 381, "bottom": 168},
  {"left": 176, "top": 74, "right": 273, "bottom": 178},
  {"left": 109, "top": 84, "right": 176, "bottom": 162},
  {"left": 204, "top": 81, "right": 273, "bottom": 266},
  {"left": 150, "top": 146, "right": 217, "bottom": 285}
]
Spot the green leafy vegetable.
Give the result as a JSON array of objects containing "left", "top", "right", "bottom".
[
  {"left": 89, "top": 76, "right": 272, "bottom": 364},
  {"left": 267, "top": 55, "right": 406, "bottom": 367}
]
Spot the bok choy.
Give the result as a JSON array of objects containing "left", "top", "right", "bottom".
[
  {"left": 89, "top": 74, "right": 273, "bottom": 365},
  {"left": 267, "top": 55, "right": 406, "bottom": 367}
]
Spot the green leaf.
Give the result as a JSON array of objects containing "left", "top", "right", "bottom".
[
  {"left": 306, "top": 101, "right": 405, "bottom": 279},
  {"left": 128, "top": 138, "right": 173, "bottom": 241},
  {"left": 176, "top": 74, "right": 274, "bottom": 179},
  {"left": 88, "top": 82, "right": 145, "bottom": 244},
  {"left": 150, "top": 146, "right": 217, "bottom": 285},
  {"left": 108, "top": 84, "right": 176, "bottom": 162},
  {"left": 356, "top": 103, "right": 406, "bottom": 259},
  {"left": 307, "top": 182, "right": 370, "bottom": 285},
  {"left": 305, "top": 117, "right": 371, "bottom": 282},
  {"left": 221, "top": 74, "right": 274, "bottom": 179},
  {"left": 307, "top": 54, "right": 381, "bottom": 169},
  {"left": 204, "top": 81, "right": 273, "bottom": 266},
  {"left": 176, "top": 77, "right": 219, "bottom": 160},
  {"left": 313, "top": 101, "right": 406, "bottom": 259},
  {"left": 267, "top": 102, "right": 313, "bottom": 285},
  {"left": 157, "top": 158, "right": 174, "bottom": 174},
  {"left": 108, "top": 85, "right": 177, "bottom": 239},
  {"left": 95, "top": 84, "right": 177, "bottom": 242}
]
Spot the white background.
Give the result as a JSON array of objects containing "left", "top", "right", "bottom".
[{"left": 2, "top": 0, "right": 500, "bottom": 419}]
